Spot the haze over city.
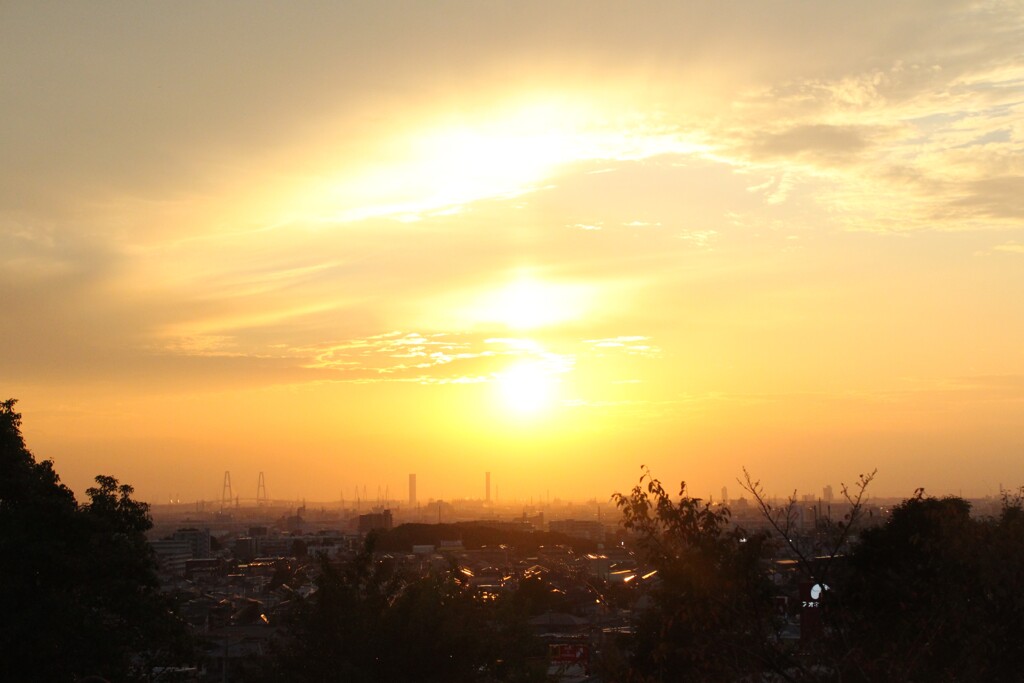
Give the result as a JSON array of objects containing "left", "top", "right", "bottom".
[{"left": 3, "top": 1, "right": 1022, "bottom": 505}]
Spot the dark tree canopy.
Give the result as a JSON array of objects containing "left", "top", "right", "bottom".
[
  {"left": 613, "top": 469, "right": 1024, "bottom": 682},
  {"left": 0, "top": 399, "right": 189, "bottom": 682},
  {"left": 265, "top": 540, "right": 545, "bottom": 683},
  {"left": 0, "top": 398, "right": 76, "bottom": 510},
  {"left": 833, "top": 491, "right": 1024, "bottom": 682},
  {"left": 613, "top": 469, "right": 786, "bottom": 681}
]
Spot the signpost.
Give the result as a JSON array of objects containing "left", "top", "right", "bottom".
[{"left": 800, "top": 581, "right": 829, "bottom": 644}]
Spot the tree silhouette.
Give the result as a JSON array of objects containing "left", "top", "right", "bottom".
[
  {"left": 0, "top": 399, "right": 189, "bottom": 682},
  {"left": 613, "top": 467, "right": 787, "bottom": 681},
  {"left": 833, "top": 490, "right": 1024, "bottom": 682},
  {"left": 265, "top": 539, "right": 544, "bottom": 682}
]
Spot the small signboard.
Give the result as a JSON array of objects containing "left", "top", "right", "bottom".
[
  {"left": 549, "top": 643, "right": 588, "bottom": 664},
  {"left": 800, "top": 581, "right": 829, "bottom": 644}
]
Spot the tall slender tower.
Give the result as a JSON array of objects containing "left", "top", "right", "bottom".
[
  {"left": 256, "top": 471, "right": 268, "bottom": 506},
  {"left": 409, "top": 474, "right": 417, "bottom": 506},
  {"left": 221, "top": 471, "right": 233, "bottom": 510},
  {"left": 486, "top": 471, "right": 491, "bottom": 504}
]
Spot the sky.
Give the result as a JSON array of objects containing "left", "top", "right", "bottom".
[{"left": 2, "top": 1, "right": 1023, "bottom": 506}]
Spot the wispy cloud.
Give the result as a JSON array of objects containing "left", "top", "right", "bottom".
[
  {"left": 991, "top": 241, "right": 1024, "bottom": 254},
  {"left": 583, "top": 336, "right": 661, "bottom": 357},
  {"left": 712, "top": 44, "right": 1024, "bottom": 232},
  {"left": 288, "top": 331, "right": 581, "bottom": 385}
]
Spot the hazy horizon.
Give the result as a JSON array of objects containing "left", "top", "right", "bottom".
[{"left": 3, "top": 1, "right": 1022, "bottom": 505}]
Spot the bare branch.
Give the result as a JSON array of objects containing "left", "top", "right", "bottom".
[
  {"left": 740, "top": 468, "right": 878, "bottom": 585},
  {"left": 738, "top": 468, "right": 813, "bottom": 574},
  {"left": 818, "top": 469, "right": 877, "bottom": 586}
]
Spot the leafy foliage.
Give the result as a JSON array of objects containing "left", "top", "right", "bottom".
[
  {"left": 265, "top": 540, "right": 544, "bottom": 682},
  {"left": 0, "top": 399, "right": 189, "bottom": 682},
  {"left": 613, "top": 468, "right": 784, "bottom": 681},
  {"left": 833, "top": 491, "right": 1024, "bottom": 682}
]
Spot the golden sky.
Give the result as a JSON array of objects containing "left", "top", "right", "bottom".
[{"left": 2, "top": 1, "right": 1023, "bottom": 504}]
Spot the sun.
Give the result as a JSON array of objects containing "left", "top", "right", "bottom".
[
  {"left": 490, "top": 279, "right": 562, "bottom": 330},
  {"left": 496, "top": 361, "right": 558, "bottom": 415},
  {"left": 467, "top": 276, "right": 592, "bottom": 330}
]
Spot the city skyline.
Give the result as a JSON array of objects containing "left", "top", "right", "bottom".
[{"left": 3, "top": 1, "right": 1023, "bottom": 504}]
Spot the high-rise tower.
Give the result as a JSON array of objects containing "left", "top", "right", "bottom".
[
  {"left": 221, "top": 471, "right": 233, "bottom": 510},
  {"left": 409, "top": 473, "right": 417, "bottom": 506},
  {"left": 257, "top": 471, "right": 268, "bottom": 506},
  {"left": 486, "top": 471, "right": 491, "bottom": 503}
]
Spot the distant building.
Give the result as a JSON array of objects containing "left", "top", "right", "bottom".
[
  {"left": 256, "top": 536, "right": 292, "bottom": 556},
  {"left": 548, "top": 519, "right": 605, "bottom": 542},
  {"left": 358, "top": 509, "right": 393, "bottom": 534},
  {"left": 486, "top": 471, "right": 491, "bottom": 503},
  {"left": 523, "top": 511, "right": 544, "bottom": 529},
  {"left": 172, "top": 527, "right": 212, "bottom": 559},
  {"left": 823, "top": 485, "right": 834, "bottom": 503},
  {"left": 233, "top": 536, "right": 256, "bottom": 561},
  {"left": 184, "top": 557, "right": 222, "bottom": 581},
  {"left": 409, "top": 473, "right": 417, "bottom": 506},
  {"left": 149, "top": 539, "right": 192, "bottom": 573}
]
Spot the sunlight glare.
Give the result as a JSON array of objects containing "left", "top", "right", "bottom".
[
  {"left": 496, "top": 361, "right": 558, "bottom": 416},
  {"left": 293, "top": 97, "right": 708, "bottom": 225},
  {"left": 473, "top": 277, "right": 590, "bottom": 330}
]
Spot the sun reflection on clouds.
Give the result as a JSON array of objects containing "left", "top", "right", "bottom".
[
  {"left": 281, "top": 321, "right": 677, "bottom": 423},
  {"left": 468, "top": 277, "right": 593, "bottom": 330},
  {"left": 288, "top": 97, "right": 710, "bottom": 225},
  {"left": 295, "top": 329, "right": 585, "bottom": 390}
]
